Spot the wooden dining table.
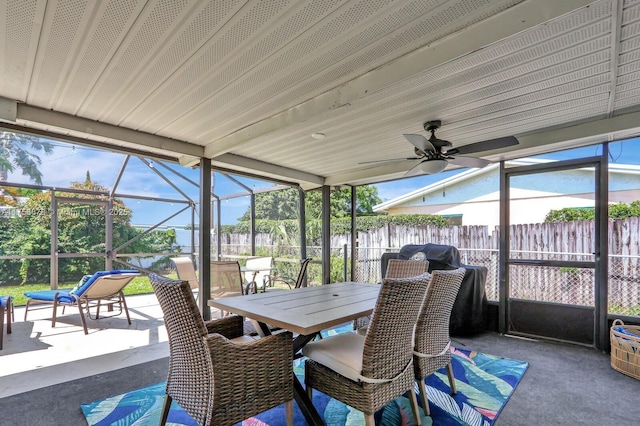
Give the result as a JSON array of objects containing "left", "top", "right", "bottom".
[{"left": 208, "top": 281, "right": 380, "bottom": 426}]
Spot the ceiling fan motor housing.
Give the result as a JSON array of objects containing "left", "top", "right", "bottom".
[
  {"left": 424, "top": 120, "right": 442, "bottom": 132},
  {"left": 422, "top": 119, "right": 452, "bottom": 152},
  {"left": 414, "top": 146, "right": 442, "bottom": 159},
  {"left": 397, "top": 120, "right": 518, "bottom": 176}
]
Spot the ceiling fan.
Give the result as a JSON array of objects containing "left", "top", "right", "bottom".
[{"left": 362, "top": 120, "right": 519, "bottom": 176}]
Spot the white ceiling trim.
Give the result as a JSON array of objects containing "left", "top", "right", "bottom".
[
  {"left": 515, "top": 109, "right": 640, "bottom": 150},
  {"left": 607, "top": 0, "right": 624, "bottom": 116},
  {"left": 212, "top": 153, "right": 324, "bottom": 187},
  {"left": 15, "top": 103, "right": 203, "bottom": 158},
  {"left": 203, "top": 0, "right": 595, "bottom": 159},
  {"left": 0, "top": 97, "right": 17, "bottom": 123}
]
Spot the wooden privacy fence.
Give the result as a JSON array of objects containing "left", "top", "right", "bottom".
[
  {"left": 348, "top": 219, "right": 638, "bottom": 313},
  {"left": 219, "top": 218, "right": 640, "bottom": 315}
]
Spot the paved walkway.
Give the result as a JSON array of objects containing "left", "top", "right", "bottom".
[{"left": 0, "top": 293, "right": 174, "bottom": 398}]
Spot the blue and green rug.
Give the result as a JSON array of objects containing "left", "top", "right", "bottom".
[{"left": 81, "top": 345, "right": 528, "bottom": 426}]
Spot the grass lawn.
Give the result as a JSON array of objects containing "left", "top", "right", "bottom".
[
  {"left": 2, "top": 274, "right": 309, "bottom": 307},
  {"left": 1, "top": 275, "right": 160, "bottom": 307}
]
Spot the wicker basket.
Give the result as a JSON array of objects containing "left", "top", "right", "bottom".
[{"left": 610, "top": 319, "right": 640, "bottom": 380}]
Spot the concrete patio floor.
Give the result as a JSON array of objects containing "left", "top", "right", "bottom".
[
  {"left": 1, "top": 290, "right": 639, "bottom": 425},
  {"left": 0, "top": 292, "right": 172, "bottom": 398}
]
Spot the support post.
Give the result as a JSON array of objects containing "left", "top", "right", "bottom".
[
  {"left": 498, "top": 161, "right": 509, "bottom": 334},
  {"left": 106, "top": 198, "right": 113, "bottom": 270},
  {"left": 51, "top": 191, "right": 58, "bottom": 289},
  {"left": 595, "top": 144, "right": 609, "bottom": 351},
  {"left": 298, "top": 188, "right": 308, "bottom": 286},
  {"left": 321, "top": 186, "right": 331, "bottom": 284},
  {"left": 216, "top": 196, "right": 222, "bottom": 260},
  {"left": 199, "top": 158, "right": 212, "bottom": 320},
  {"left": 250, "top": 192, "right": 256, "bottom": 256},
  {"left": 190, "top": 203, "right": 196, "bottom": 257},
  {"left": 350, "top": 186, "right": 357, "bottom": 281},
  {"left": 343, "top": 244, "right": 348, "bottom": 281}
]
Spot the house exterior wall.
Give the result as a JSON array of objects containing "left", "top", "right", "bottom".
[{"left": 386, "top": 167, "right": 640, "bottom": 228}]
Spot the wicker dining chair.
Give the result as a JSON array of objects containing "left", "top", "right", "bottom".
[
  {"left": 413, "top": 268, "right": 466, "bottom": 415},
  {"left": 354, "top": 258, "right": 429, "bottom": 331},
  {"left": 385, "top": 258, "right": 430, "bottom": 279},
  {"left": 304, "top": 273, "right": 431, "bottom": 426},
  {"left": 149, "top": 274, "right": 294, "bottom": 426}
]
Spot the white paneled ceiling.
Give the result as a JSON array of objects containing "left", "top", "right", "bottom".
[{"left": 2, "top": 0, "right": 640, "bottom": 188}]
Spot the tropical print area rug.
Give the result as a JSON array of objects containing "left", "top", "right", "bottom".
[{"left": 81, "top": 346, "right": 528, "bottom": 426}]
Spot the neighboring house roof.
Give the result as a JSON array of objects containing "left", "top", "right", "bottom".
[{"left": 373, "top": 159, "right": 640, "bottom": 213}]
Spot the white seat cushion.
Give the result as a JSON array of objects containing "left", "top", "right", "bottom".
[
  {"left": 302, "top": 332, "right": 365, "bottom": 382},
  {"left": 230, "top": 335, "right": 259, "bottom": 344}
]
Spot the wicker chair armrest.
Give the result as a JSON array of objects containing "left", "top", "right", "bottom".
[
  {"left": 204, "top": 314, "right": 244, "bottom": 339},
  {"left": 207, "top": 331, "right": 293, "bottom": 373},
  {"left": 206, "top": 331, "right": 294, "bottom": 404}
]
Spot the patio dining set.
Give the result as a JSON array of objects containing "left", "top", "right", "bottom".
[
  {"left": 151, "top": 256, "right": 466, "bottom": 426},
  {"left": 1, "top": 254, "right": 465, "bottom": 426}
]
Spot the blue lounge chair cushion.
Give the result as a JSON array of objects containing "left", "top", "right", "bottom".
[
  {"left": 24, "top": 270, "right": 138, "bottom": 304},
  {"left": 70, "top": 274, "right": 93, "bottom": 294},
  {"left": 0, "top": 296, "right": 12, "bottom": 308}
]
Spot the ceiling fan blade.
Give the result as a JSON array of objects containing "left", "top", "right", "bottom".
[
  {"left": 448, "top": 136, "right": 518, "bottom": 155},
  {"left": 404, "top": 159, "right": 448, "bottom": 177},
  {"left": 403, "top": 134, "right": 435, "bottom": 153},
  {"left": 359, "top": 157, "right": 421, "bottom": 165},
  {"left": 447, "top": 155, "right": 491, "bottom": 168}
]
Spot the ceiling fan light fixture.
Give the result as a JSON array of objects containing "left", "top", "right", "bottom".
[{"left": 418, "top": 159, "right": 447, "bottom": 174}]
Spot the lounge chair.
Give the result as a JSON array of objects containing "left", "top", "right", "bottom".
[
  {"left": 23, "top": 270, "right": 140, "bottom": 334},
  {"left": 0, "top": 296, "right": 13, "bottom": 350},
  {"left": 268, "top": 258, "right": 312, "bottom": 290},
  {"left": 209, "top": 260, "right": 247, "bottom": 317},
  {"left": 243, "top": 256, "right": 273, "bottom": 293}
]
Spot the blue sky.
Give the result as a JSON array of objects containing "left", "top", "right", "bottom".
[{"left": 5, "top": 136, "right": 640, "bottom": 232}]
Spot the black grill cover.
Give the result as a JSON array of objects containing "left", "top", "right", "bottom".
[{"left": 394, "top": 243, "right": 488, "bottom": 336}]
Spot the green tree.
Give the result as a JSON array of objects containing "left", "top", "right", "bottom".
[
  {"left": 236, "top": 186, "right": 382, "bottom": 249},
  {"left": 0, "top": 173, "right": 179, "bottom": 284},
  {"left": 544, "top": 207, "right": 594, "bottom": 222},
  {"left": 238, "top": 185, "right": 382, "bottom": 221},
  {"left": 0, "top": 131, "right": 53, "bottom": 185},
  {"left": 127, "top": 228, "right": 178, "bottom": 256},
  {"left": 238, "top": 189, "right": 300, "bottom": 221},
  {"left": 545, "top": 201, "right": 640, "bottom": 222},
  {"left": 609, "top": 200, "right": 640, "bottom": 219},
  {"left": 304, "top": 186, "right": 382, "bottom": 219}
]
